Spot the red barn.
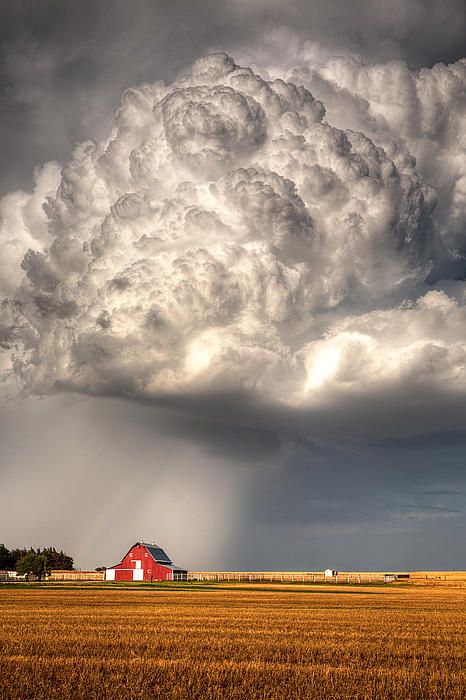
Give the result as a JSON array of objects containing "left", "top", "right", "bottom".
[{"left": 105, "top": 541, "right": 187, "bottom": 582}]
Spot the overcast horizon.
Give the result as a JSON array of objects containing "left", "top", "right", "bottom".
[{"left": 1, "top": 0, "right": 466, "bottom": 571}]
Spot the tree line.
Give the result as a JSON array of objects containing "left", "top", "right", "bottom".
[{"left": 0, "top": 544, "right": 74, "bottom": 581}]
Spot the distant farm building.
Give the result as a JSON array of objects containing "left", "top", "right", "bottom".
[{"left": 105, "top": 542, "right": 187, "bottom": 582}]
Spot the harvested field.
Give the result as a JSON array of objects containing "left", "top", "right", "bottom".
[{"left": 1, "top": 583, "right": 465, "bottom": 699}]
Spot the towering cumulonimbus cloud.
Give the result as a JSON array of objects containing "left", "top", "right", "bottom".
[
  {"left": 287, "top": 55, "right": 466, "bottom": 257},
  {"left": 1, "top": 52, "right": 466, "bottom": 439}
]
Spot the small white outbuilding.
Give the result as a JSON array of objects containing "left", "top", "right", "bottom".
[{"left": 324, "top": 568, "right": 338, "bottom": 578}]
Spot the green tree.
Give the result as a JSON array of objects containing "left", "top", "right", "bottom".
[
  {"left": 16, "top": 552, "right": 50, "bottom": 581},
  {"left": 10, "top": 548, "right": 29, "bottom": 566},
  {"left": 1, "top": 544, "right": 75, "bottom": 572},
  {"left": 0, "top": 544, "right": 15, "bottom": 570},
  {"left": 41, "top": 547, "right": 74, "bottom": 570}
]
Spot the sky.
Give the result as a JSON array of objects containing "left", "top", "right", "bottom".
[{"left": 0, "top": 0, "right": 466, "bottom": 571}]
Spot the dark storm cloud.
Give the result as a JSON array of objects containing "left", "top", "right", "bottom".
[
  {"left": 118, "top": 393, "right": 284, "bottom": 464},
  {"left": 66, "top": 393, "right": 466, "bottom": 570},
  {"left": 1, "top": 394, "right": 464, "bottom": 570},
  {"left": 135, "top": 380, "right": 466, "bottom": 446},
  {"left": 229, "top": 438, "right": 466, "bottom": 570},
  {"left": 1, "top": 0, "right": 465, "bottom": 194}
]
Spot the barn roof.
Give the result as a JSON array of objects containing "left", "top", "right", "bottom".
[
  {"left": 139, "top": 542, "right": 173, "bottom": 564},
  {"left": 107, "top": 541, "right": 187, "bottom": 573},
  {"left": 158, "top": 564, "right": 188, "bottom": 572}
]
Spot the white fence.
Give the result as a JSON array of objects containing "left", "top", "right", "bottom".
[
  {"left": 0, "top": 571, "right": 27, "bottom": 582},
  {"left": 183, "top": 572, "right": 397, "bottom": 584}
]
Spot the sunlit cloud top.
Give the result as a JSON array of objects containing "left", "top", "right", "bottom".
[{"left": 1, "top": 52, "right": 466, "bottom": 441}]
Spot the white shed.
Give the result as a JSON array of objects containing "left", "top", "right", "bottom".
[{"left": 324, "top": 568, "right": 338, "bottom": 577}]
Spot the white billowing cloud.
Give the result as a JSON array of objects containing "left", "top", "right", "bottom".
[
  {"left": 0, "top": 161, "right": 61, "bottom": 296},
  {"left": 302, "top": 291, "right": 466, "bottom": 397},
  {"left": 1, "top": 52, "right": 466, "bottom": 438},
  {"left": 287, "top": 55, "right": 466, "bottom": 255}
]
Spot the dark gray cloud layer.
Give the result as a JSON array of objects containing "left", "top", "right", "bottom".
[{"left": 0, "top": 396, "right": 464, "bottom": 570}]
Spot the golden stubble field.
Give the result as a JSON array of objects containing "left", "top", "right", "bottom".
[{"left": 1, "top": 583, "right": 465, "bottom": 699}]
